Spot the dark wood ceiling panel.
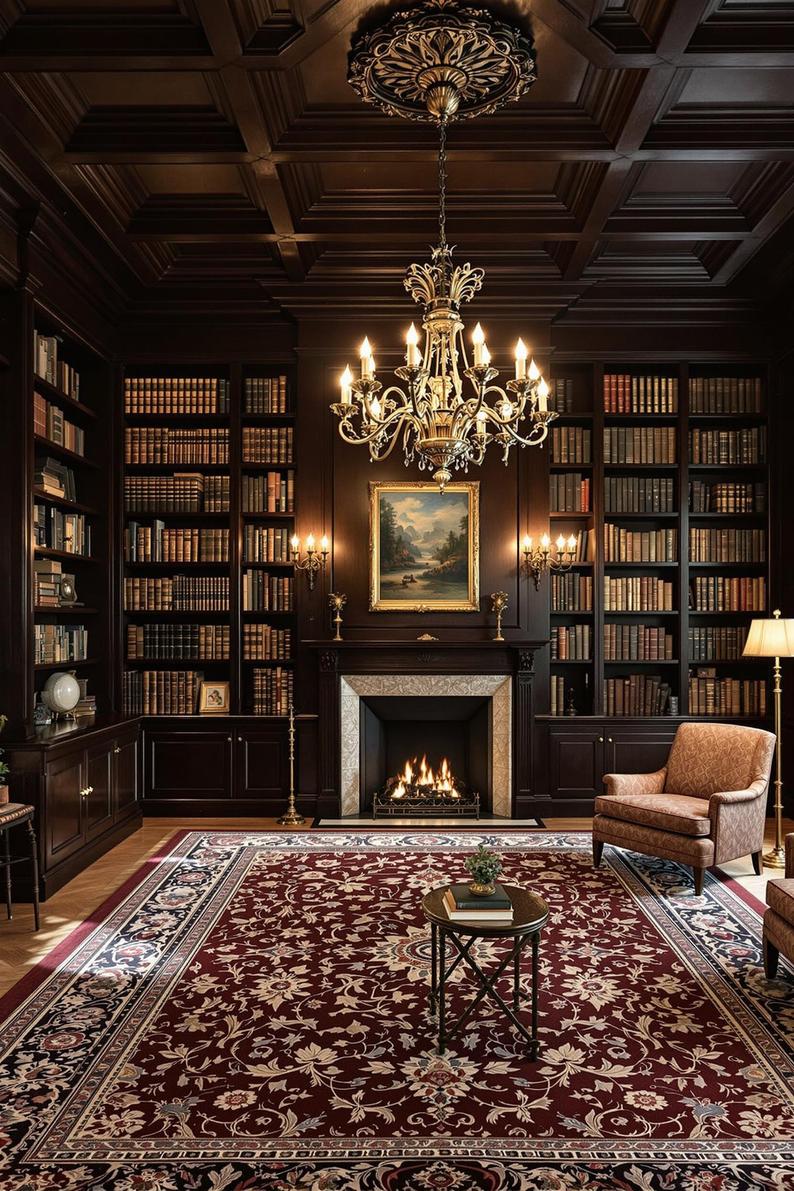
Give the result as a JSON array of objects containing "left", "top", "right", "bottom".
[{"left": 0, "top": 0, "right": 791, "bottom": 319}]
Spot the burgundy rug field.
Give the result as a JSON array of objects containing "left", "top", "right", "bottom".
[{"left": 1, "top": 831, "right": 793, "bottom": 1190}]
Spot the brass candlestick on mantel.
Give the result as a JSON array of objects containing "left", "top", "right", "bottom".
[
  {"left": 329, "top": 591, "right": 347, "bottom": 641},
  {"left": 491, "top": 591, "right": 508, "bottom": 642},
  {"left": 277, "top": 702, "right": 306, "bottom": 827}
]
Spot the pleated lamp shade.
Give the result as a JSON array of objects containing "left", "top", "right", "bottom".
[{"left": 742, "top": 613, "right": 794, "bottom": 658}]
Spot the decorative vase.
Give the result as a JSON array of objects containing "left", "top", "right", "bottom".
[{"left": 468, "top": 879, "right": 495, "bottom": 896}]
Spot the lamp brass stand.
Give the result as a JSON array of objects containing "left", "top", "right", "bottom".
[
  {"left": 742, "top": 609, "right": 794, "bottom": 869},
  {"left": 278, "top": 702, "right": 305, "bottom": 827}
]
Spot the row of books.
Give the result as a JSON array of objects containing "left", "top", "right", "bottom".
[
  {"left": 604, "top": 374, "right": 678, "bottom": 415},
  {"left": 689, "top": 481, "right": 765, "bottom": 514},
  {"left": 549, "top": 675, "right": 570, "bottom": 717},
  {"left": 124, "top": 524, "right": 229, "bottom": 563},
  {"left": 204, "top": 476, "right": 230, "bottom": 512},
  {"left": 690, "top": 575, "right": 766, "bottom": 612},
  {"left": 689, "top": 674, "right": 766, "bottom": 717},
  {"left": 604, "top": 426, "right": 676, "bottom": 465},
  {"left": 551, "top": 573, "right": 593, "bottom": 612},
  {"left": 241, "top": 472, "right": 295, "bottom": 514},
  {"left": 550, "top": 474, "right": 590, "bottom": 513},
  {"left": 688, "top": 528, "right": 766, "bottom": 563},
  {"left": 604, "top": 576, "right": 674, "bottom": 612},
  {"left": 604, "top": 676, "right": 672, "bottom": 717},
  {"left": 124, "top": 473, "right": 207, "bottom": 513},
  {"left": 123, "top": 669, "right": 203, "bottom": 716},
  {"left": 550, "top": 378, "right": 574, "bottom": 413},
  {"left": 34, "top": 331, "right": 80, "bottom": 400},
  {"left": 688, "top": 626, "right": 748, "bottom": 662},
  {"left": 604, "top": 624, "right": 674, "bottom": 662},
  {"left": 252, "top": 667, "right": 293, "bottom": 716},
  {"left": 34, "top": 393, "right": 85, "bottom": 456},
  {"left": 124, "top": 377, "right": 230, "bottom": 416},
  {"left": 551, "top": 426, "right": 591, "bottom": 464},
  {"left": 244, "top": 375, "right": 289, "bottom": 415},
  {"left": 605, "top": 476, "right": 675, "bottom": 514},
  {"left": 242, "top": 572, "right": 294, "bottom": 612},
  {"left": 127, "top": 624, "right": 230, "bottom": 661},
  {"left": 124, "top": 427, "right": 229, "bottom": 465},
  {"left": 550, "top": 624, "right": 591, "bottom": 660},
  {"left": 35, "top": 457, "right": 77, "bottom": 502},
  {"left": 33, "top": 560, "right": 72, "bottom": 607},
  {"left": 242, "top": 427, "right": 294, "bottom": 464},
  {"left": 33, "top": 505, "right": 91, "bottom": 556},
  {"left": 34, "top": 623, "right": 88, "bottom": 665},
  {"left": 242, "top": 625, "right": 293, "bottom": 660},
  {"left": 689, "top": 376, "right": 762, "bottom": 415},
  {"left": 242, "top": 526, "right": 292, "bottom": 563},
  {"left": 123, "top": 575, "right": 230, "bottom": 612},
  {"left": 604, "top": 526, "right": 677, "bottom": 563},
  {"left": 688, "top": 428, "right": 765, "bottom": 466}
]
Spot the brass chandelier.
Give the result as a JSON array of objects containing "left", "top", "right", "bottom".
[{"left": 331, "top": 0, "right": 556, "bottom": 491}]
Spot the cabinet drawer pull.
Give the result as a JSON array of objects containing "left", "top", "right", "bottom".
[
  {"left": 227, "top": 736, "right": 232, "bottom": 742},
  {"left": 608, "top": 737, "right": 613, "bottom": 744},
  {"left": 598, "top": 736, "right": 604, "bottom": 743},
  {"left": 113, "top": 746, "right": 121, "bottom": 755},
  {"left": 80, "top": 786, "right": 93, "bottom": 799}
]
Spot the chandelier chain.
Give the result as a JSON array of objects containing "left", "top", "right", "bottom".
[{"left": 438, "top": 117, "right": 447, "bottom": 250}]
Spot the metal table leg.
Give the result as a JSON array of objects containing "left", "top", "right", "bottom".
[
  {"left": 429, "top": 921, "right": 438, "bottom": 1013},
  {"left": 513, "top": 936, "right": 521, "bottom": 1011},
  {"left": 531, "top": 930, "right": 539, "bottom": 1057},
  {"left": 4, "top": 828, "right": 11, "bottom": 921},
  {"left": 438, "top": 928, "right": 447, "bottom": 1054}
]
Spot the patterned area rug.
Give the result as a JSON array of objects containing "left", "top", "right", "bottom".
[{"left": 1, "top": 830, "right": 793, "bottom": 1190}]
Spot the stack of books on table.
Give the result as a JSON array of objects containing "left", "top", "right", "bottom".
[{"left": 443, "top": 884, "right": 513, "bottom": 924}]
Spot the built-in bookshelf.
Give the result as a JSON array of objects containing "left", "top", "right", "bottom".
[
  {"left": 546, "top": 362, "right": 771, "bottom": 721},
  {"left": 120, "top": 365, "right": 296, "bottom": 718}
]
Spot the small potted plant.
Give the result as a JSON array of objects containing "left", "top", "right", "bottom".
[
  {"left": 465, "top": 843, "right": 503, "bottom": 896},
  {"left": 0, "top": 713, "right": 8, "bottom": 804}
]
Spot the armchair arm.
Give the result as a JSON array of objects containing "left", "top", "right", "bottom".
[
  {"left": 709, "top": 780, "right": 768, "bottom": 865},
  {"left": 786, "top": 833, "right": 794, "bottom": 880},
  {"left": 602, "top": 768, "right": 667, "bottom": 798}
]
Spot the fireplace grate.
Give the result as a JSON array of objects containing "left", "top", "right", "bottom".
[{"left": 372, "top": 787, "right": 480, "bottom": 818}]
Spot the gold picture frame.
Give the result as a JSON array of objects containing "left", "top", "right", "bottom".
[
  {"left": 198, "top": 680, "right": 230, "bottom": 716},
  {"left": 369, "top": 481, "right": 480, "bottom": 612}
]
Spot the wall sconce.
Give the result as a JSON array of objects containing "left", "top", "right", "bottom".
[
  {"left": 291, "top": 533, "right": 329, "bottom": 591},
  {"left": 522, "top": 532, "right": 578, "bottom": 590}
]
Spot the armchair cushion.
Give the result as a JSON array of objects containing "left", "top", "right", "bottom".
[
  {"left": 767, "top": 880, "right": 794, "bottom": 929},
  {"left": 602, "top": 769, "right": 666, "bottom": 799},
  {"left": 665, "top": 722, "right": 776, "bottom": 799},
  {"left": 594, "top": 792, "right": 711, "bottom": 837}
]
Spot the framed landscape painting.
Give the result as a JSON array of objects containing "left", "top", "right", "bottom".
[{"left": 369, "top": 481, "right": 480, "bottom": 612}]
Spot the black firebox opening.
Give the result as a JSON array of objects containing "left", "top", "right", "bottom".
[{"left": 360, "top": 695, "right": 491, "bottom": 813}]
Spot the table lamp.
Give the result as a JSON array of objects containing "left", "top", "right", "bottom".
[{"left": 742, "top": 609, "right": 794, "bottom": 868}]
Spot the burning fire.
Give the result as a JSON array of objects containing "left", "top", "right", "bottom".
[{"left": 389, "top": 755, "right": 461, "bottom": 800}]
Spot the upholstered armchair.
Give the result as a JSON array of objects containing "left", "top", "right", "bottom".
[
  {"left": 763, "top": 833, "right": 794, "bottom": 979},
  {"left": 593, "top": 722, "right": 776, "bottom": 894}
]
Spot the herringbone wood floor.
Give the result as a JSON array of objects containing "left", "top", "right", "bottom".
[{"left": 0, "top": 816, "right": 791, "bottom": 1002}]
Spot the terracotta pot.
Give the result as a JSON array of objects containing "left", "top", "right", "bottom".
[{"left": 0, "top": 784, "right": 8, "bottom": 805}]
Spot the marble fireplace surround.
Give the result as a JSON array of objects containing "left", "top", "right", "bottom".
[{"left": 340, "top": 673, "right": 512, "bottom": 817}]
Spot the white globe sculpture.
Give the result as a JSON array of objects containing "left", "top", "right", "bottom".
[{"left": 42, "top": 671, "right": 80, "bottom": 718}]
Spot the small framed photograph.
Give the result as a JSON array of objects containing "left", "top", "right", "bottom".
[{"left": 198, "top": 680, "right": 230, "bottom": 716}]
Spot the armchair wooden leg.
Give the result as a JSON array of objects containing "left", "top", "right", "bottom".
[
  {"left": 693, "top": 866, "right": 705, "bottom": 896},
  {"left": 751, "top": 850, "right": 762, "bottom": 876},
  {"left": 763, "top": 935, "right": 779, "bottom": 979},
  {"left": 593, "top": 840, "right": 604, "bottom": 868}
]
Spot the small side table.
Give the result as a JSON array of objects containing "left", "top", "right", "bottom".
[{"left": 422, "top": 884, "right": 548, "bottom": 1059}]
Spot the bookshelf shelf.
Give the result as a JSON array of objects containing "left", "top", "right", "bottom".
[
  {"left": 35, "top": 657, "right": 98, "bottom": 670},
  {"left": 34, "top": 376, "right": 97, "bottom": 421},
  {"left": 33, "top": 435, "right": 100, "bottom": 469},
  {"left": 33, "top": 487, "right": 99, "bottom": 515},
  {"left": 35, "top": 605, "right": 98, "bottom": 615},
  {"left": 34, "top": 546, "right": 94, "bottom": 563}
]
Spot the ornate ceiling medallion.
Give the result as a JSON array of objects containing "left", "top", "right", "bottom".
[{"left": 348, "top": 0, "right": 537, "bottom": 124}]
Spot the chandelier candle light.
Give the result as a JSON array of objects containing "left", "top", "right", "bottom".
[{"left": 333, "top": 0, "right": 554, "bottom": 492}]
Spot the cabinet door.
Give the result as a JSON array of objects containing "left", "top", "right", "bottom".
[
  {"left": 84, "top": 741, "right": 114, "bottom": 841},
  {"left": 114, "top": 733, "right": 138, "bottom": 819},
  {"left": 145, "top": 731, "right": 233, "bottom": 800},
  {"left": 548, "top": 730, "right": 604, "bottom": 801},
  {"left": 605, "top": 730, "right": 676, "bottom": 781},
  {"left": 45, "top": 750, "right": 84, "bottom": 866},
  {"left": 236, "top": 729, "right": 287, "bottom": 800}
]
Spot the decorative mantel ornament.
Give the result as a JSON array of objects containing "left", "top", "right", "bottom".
[
  {"left": 332, "top": 0, "right": 555, "bottom": 491},
  {"left": 491, "top": 591, "right": 508, "bottom": 642},
  {"left": 329, "top": 591, "right": 347, "bottom": 641}
]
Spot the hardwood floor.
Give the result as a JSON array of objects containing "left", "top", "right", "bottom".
[{"left": 0, "top": 815, "right": 791, "bottom": 1003}]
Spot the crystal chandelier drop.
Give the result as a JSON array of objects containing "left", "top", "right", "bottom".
[{"left": 331, "top": 0, "right": 556, "bottom": 491}]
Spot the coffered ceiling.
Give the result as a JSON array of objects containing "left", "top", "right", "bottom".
[{"left": 0, "top": 0, "right": 793, "bottom": 320}]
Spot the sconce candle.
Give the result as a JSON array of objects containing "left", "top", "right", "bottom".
[
  {"left": 523, "top": 529, "right": 577, "bottom": 590},
  {"left": 292, "top": 532, "right": 330, "bottom": 592}
]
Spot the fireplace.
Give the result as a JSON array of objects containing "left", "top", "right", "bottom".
[{"left": 361, "top": 694, "right": 490, "bottom": 815}]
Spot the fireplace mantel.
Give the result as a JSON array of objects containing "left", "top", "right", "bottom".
[{"left": 308, "top": 640, "right": 545, "bottom": 818}]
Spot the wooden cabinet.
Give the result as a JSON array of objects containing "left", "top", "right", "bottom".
[
  {"left": 8, "top": 718, "right": 142, "bottom": 899},
  {"left": 144, "top": 729, "right": 233, "bottom": 806},
  {"left": 541, "top": 719, "right": 679, "bottom": 813},
  {"left": 236, "top": 728, "right": 287, "bottom": 801}
]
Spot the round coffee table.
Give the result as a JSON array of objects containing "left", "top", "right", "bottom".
[{"left": 422, "top": 884, "right": 549, "bottom": 1059}]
